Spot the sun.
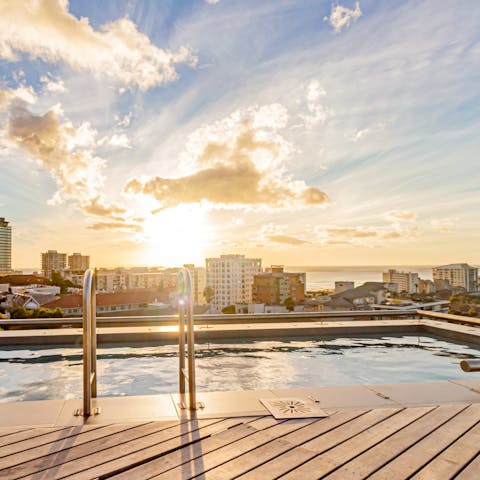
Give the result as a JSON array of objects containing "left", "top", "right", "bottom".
[{"left": 141, "top": 204, "right": 211, "bottom": 267}]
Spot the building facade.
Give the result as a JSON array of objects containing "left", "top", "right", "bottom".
[
  {"left": 252, "top": 266, "right": 306, "bottom": 305},
  {"left": 0, "top": 217, "right": 12, "bottom": 274},
  {"left": 67, "top": 253, "right": 90, "bottom": 272},
  {"left": 382, "top": 269, "right": 419, "bottom": 294},
  {"left": 433, "top": 264, "right": 478, "bottom": 292},
  {"left": 206, "top": 254, "right": 262, "bottom": 312},
  {"left": 41, "top": 250, "right": 67, "bottom": 278},
  {"left": 183, "top": 264, "right": 206, "bottom": 305}
]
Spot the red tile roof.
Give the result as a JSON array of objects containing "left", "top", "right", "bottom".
[{"left": 43, "top": 289, "right": 159, "bottom": 309}]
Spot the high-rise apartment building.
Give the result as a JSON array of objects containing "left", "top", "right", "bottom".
[
  {"left": 206, "top": 254, "right": 262, "bottom": 312},
  {"left": 433, "top": 264, "right": 478, "bottom": 292},
  {"left": 41, "top": 250, "right": 67, "bottom": 278},
  {"left": 0, "top": 217, "right": 12, "bottom": 274},
  {"left": 67, "top": 252, "right": 90, "bottom": 272},
  {"left": 382, "top": 269, "right": 419, "bottom": 294},
  {"left": 252, "top": 266, "right": 306, "bottom": 305}
]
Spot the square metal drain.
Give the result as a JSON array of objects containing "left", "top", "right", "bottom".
[{"left": 260, "top": 397, "right": 328, "bottom": 419}]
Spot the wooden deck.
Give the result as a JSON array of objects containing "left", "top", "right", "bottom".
[{"left": 1, "top": 404, "right": 479, "bottom": 479}]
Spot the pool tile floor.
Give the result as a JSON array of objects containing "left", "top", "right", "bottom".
[{"left": 3, "top": 379, "right": 480, "bottom": 429}]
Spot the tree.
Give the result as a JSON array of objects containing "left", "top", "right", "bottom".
[
  {"left": 10, "top": 306, "right": 32, "bottom": 318},
  {"left": 203, "top": 286, "right": 215, "bottom": 304},
  {"left": 222, "top": 304, "right": 236, "bottom": 314},
  {"left": 50, "top": 271, "right": 75, "bottom": 294},
  {"left": 284, "top": 297, "right": 295, "bottom": 312}
]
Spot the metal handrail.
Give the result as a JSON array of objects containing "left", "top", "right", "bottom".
[
  {"left": 460, "top": 360, "right": 480, "bottom": 372},
  {"left": 177, "top": 268, "right": 203, "bottom": 410},
  {"left": 79, "top": 269, "right": 98, "bottom": 417}
]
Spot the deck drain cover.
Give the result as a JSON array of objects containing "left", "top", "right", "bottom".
[{"left": 260, "top": 398, "right": 328, "bottom": 419}]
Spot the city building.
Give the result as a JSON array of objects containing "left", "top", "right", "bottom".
[
  {"left": 43, "top": 289, "right": 160, "bottom": 316},
  {"left": 41, "top": 250, "right": 67, "bottom": 278},
  {"left": 418, "top": 279, "right": 436, "bottom": 295},
  {"left": 0, "top": 217, "right": 12, "bottom": 274},
  {"left": 433, "top": 263, "right": 478, "bottom": 292},
  {"left": 324, "top": 282, "right": 388, "bottom": 311},
  {"left": 334, "top": 281, "right": 355, "bottom": 295},
  {"left": 206, "top": 254, "right": 262, "bottom": 313},
  {"left": 252, "top": 266, "right": 306, "bottom": 306},
  {"left": 183, "top": 264, "right": 206, "bottom": 305},
  {"left": 67, "top": 253, "right": 90, "bottom": 272},
  {"left": 382, "top": 269, "right": 419, "bottom": 294}
]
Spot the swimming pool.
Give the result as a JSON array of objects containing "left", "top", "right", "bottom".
[{"left": 1, "top": 334, "right": 479, "bottom": 402}]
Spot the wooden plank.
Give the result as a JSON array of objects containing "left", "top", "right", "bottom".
[
  {"left": 26, "top": 418, "right": 235, "bottom": 480},
  {"left": 0, "top": 419, "right": 184, "bottom": 480},
  {"left": 0, "top": 423, "right": 109, "bottom": 458},
  {"left": 455, "top": 454, "right": 480, "bottom": 480},
  {"left": 0, "top": 428, "right": 32, "bottom": 439},
  {"left": 0, "top": 426, "right": 68, "bottom": 449},
  {"left": 109, "top": 417, "right": 280, "bottom": 480},
  {"left": 149, "top": 416, "right": 324, "bottom": 480},
  {"left": 411, "top": 420, "right": 480, "bottom": 479},
  {"left": 239, "top": 406, "right": 432, "bottom": 480},
  {"left": 306, "top": 404, "right": 468, "bottom": 480},
  {"left": 0, "top": 422, "right": 149, "bottom": 471},
  {"left": 368, "top": 404, "right": 480, "bottom": 480},
  {"left": 199, "top": 408, "right": 401, "bottom": 480},
  {"left": 152, "top": 409, "right": 372, "bottom": 480}
]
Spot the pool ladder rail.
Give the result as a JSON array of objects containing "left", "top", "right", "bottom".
[
  {"left": 75, "top": 268, "right": 100, "bottom": 417},
  {"left": 76, "top": 268, "right": 203, "bottom": 417},
  {"left": 460, "top": 359, "right": 480, "bottom": 372},
  {"left": 177, "top": 268, "right": 204, "bottom": 411}
]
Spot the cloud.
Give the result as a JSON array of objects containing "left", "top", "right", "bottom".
[
  {"left": 8, "top": 105, "right": 104, "bottom": 204},
  {"left": 430, "top": 218, "right": 456, "bottom": 233},
  {"left": 40, "top": 74, "right": 66, "bottom": 93},
  {"left": 315, "top": 223, "right": 418, "bottom": 244},
  {"left": 99, "top": 133, "right": 132, "bottom": 149},
  {"left": 125, "top": 104, "right": 329, "bottom": 210},
  {"left": 79, "top": 195, "right": 127, "bottom": 220},
  {"left": 298, "top": 80, "right": 332, "bottom": 130},
  {"left": 386, "top": 210, "right": 417, "bottom": 221},
  {"left": 6, "top": 103, "right": 132, "bottom": 226},
  {"left": 0, "top": 0, "right": 197, "bottom": 90},
  {"left": 257, "top": 224, "right": 311, "bottom": 246},
  {"left": 87, "top": 221, "right": 143, "bottom": 233},
  {"left": 206, "top": 0, "right": 221, "bottom": 3},
  {"left": 0, "top": 86, "right": 36, "bottom": 111},
  {"left": 325, "top": 2, "right": 362, "bottom": 33},
  {"left": 116, "top": 112, "right": 132, "bottom": 127},
  {"left": 267, "top": 234, "right": 311, "bottom": 245}
]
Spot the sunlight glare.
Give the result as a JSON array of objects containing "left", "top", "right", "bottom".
[{"left": 141, "top": 204, "right": 210, "bottom": 266}]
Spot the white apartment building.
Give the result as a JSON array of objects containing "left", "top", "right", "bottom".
[
  {"left": 433, "top": 263, "right": 478, "bottom": 292},
  {"left": 382, "top": 269, "right": 419, "bottom": 294},
  {"left": 41, "top": 250, "right": 67, "bottom": 278},
  {"left": 183, "top": 264, "right": 206, "bottom": 305},
  {"left": 206, "top": 254, "right": 262, "bottom": 312}
]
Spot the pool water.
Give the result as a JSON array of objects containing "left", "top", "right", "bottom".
[{"left": 1, "top": 335, "right": 479, "bottom": 402}]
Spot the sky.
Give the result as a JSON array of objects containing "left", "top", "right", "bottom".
[{"left": 0, "top": 0, "right": 479, "bottom": 269}]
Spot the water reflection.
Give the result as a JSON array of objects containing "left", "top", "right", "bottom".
[{"left": 1, "top": 335, "right": 479, "bottom": 402}]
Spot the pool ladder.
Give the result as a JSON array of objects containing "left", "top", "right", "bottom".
[
  {"left": 77, "top": 268, "right": 202, "bottom": 416},
  {"left": 177, "top": 268, "right": 204, "bottom": 411},
  {"left": 76, "top": 268, "right": 99, "bottom": 417}
]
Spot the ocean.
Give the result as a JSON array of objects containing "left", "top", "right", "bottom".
[{"left": 285, "top": 265, "right": 434, "bottom": 292}]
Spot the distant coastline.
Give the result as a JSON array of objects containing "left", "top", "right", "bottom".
[{"left": 12, "top": 264, "right": 477, "bottom": 292}]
